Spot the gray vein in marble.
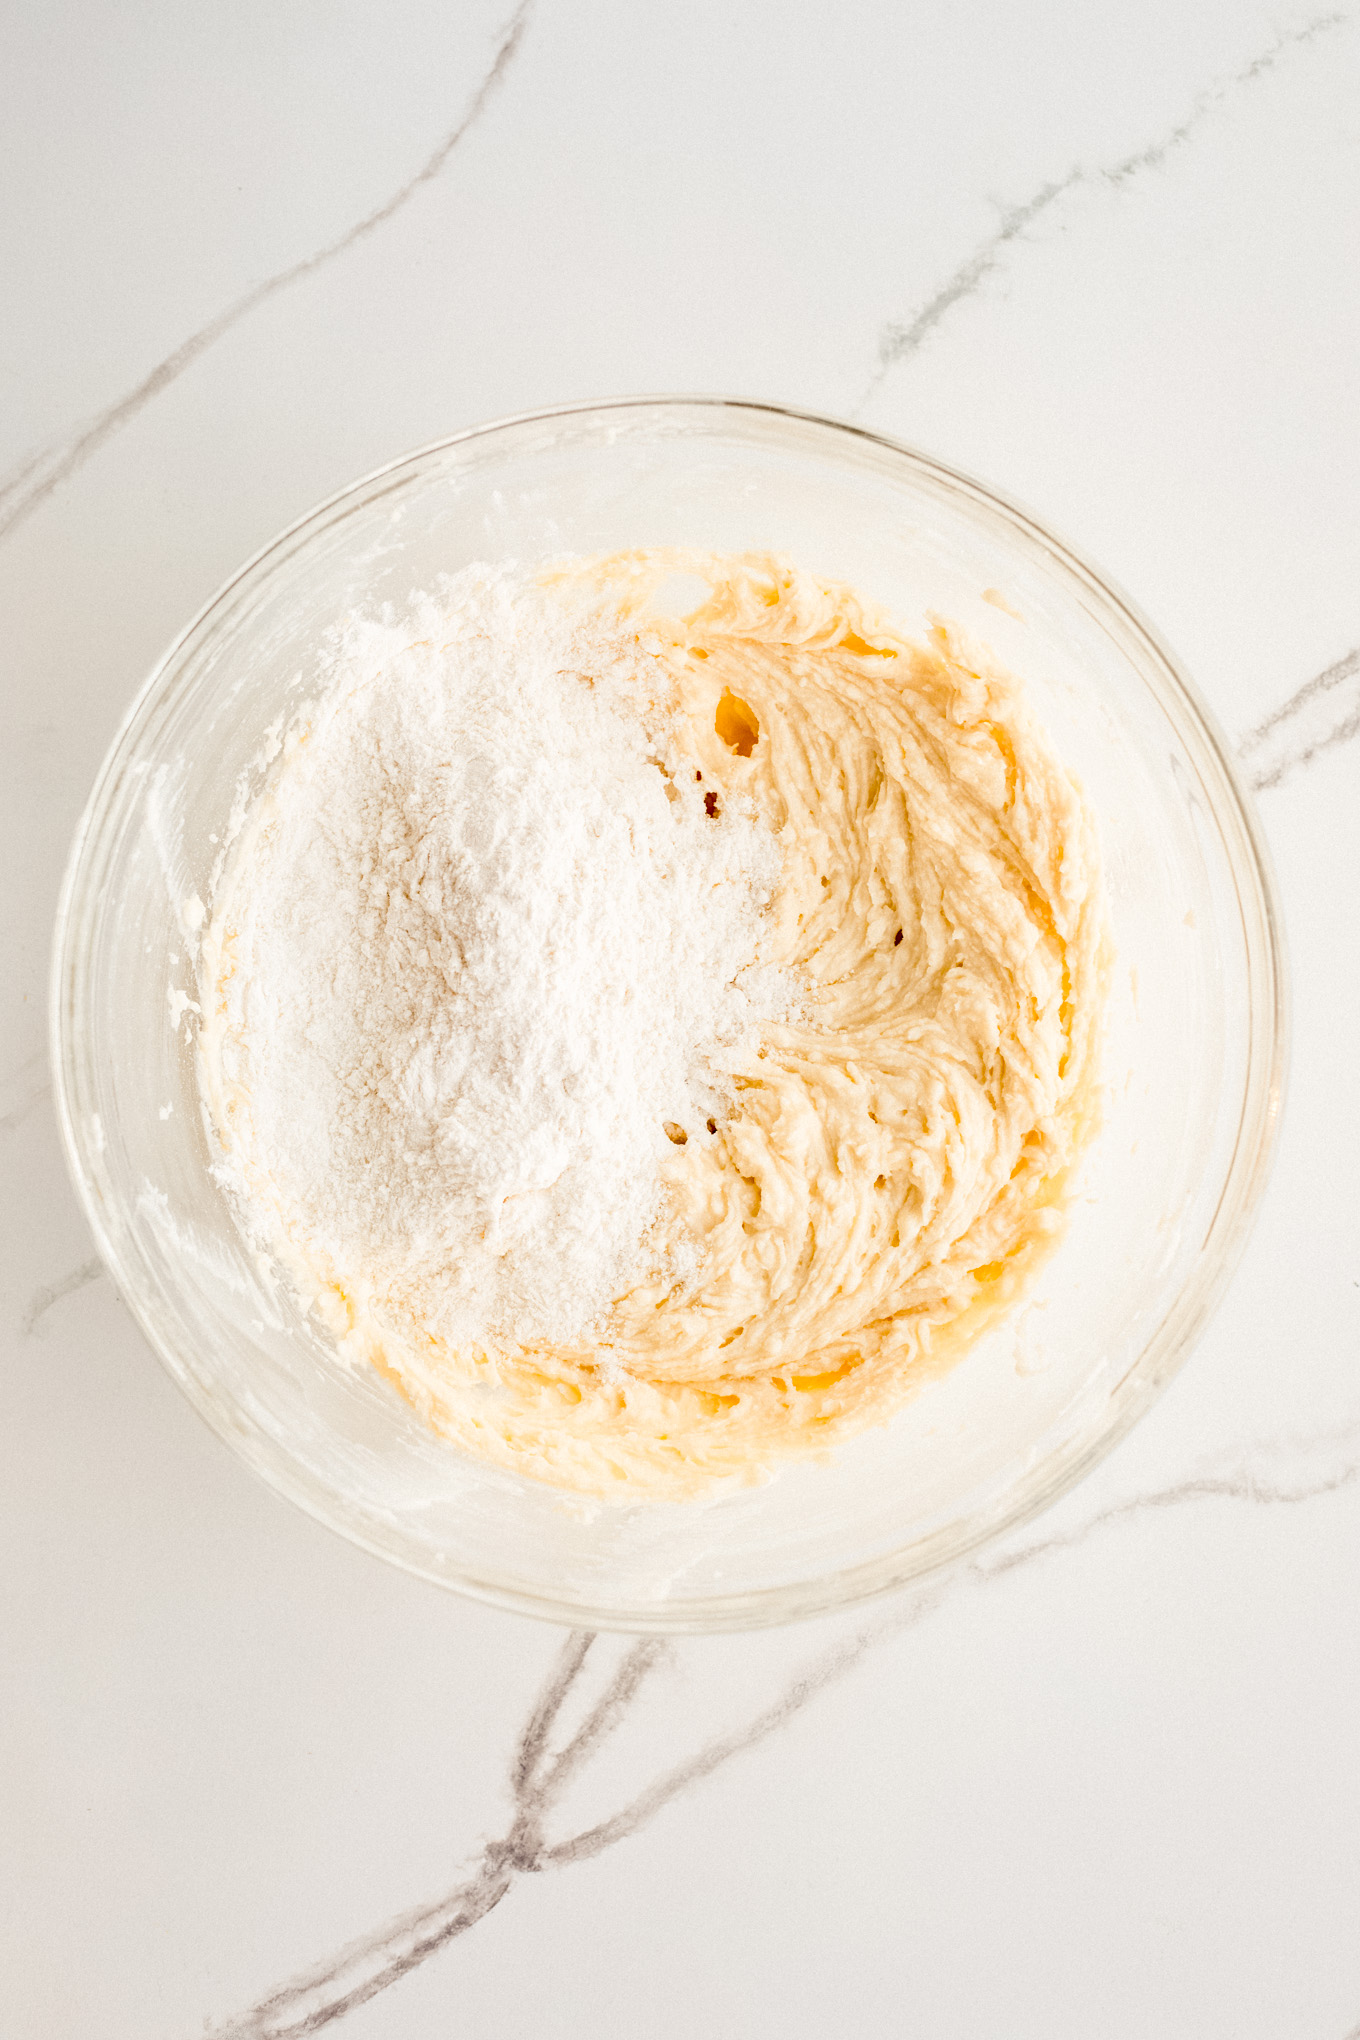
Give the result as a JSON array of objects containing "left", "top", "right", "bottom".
[
  {"left": 208, "top": 1633, "right": 668, "bottom": 2038},
  {"left": 861, "top": 11, "right": 1346, "bottom": 406},
  {"left": 545, "top": 1426, "right": 1360, "bottom": 1868},
  {"left": 203, "top": 1423, "right": 1360, "bottom": 2036},
  {"left": 21, "top": 1258, "right": 106, "bottom": 1336},
  {"left": 538, "top": 1602, "right": 946, "bottom": 1871},
  {"left": 0, "top": 0, "right": 534, "bottom": 547},
  {"left": 1238, "top": 644, "right": 1360, "bottom": 789},
  {"left": 980, "top": 1426, "right": 1360, "bottom": 1579}
]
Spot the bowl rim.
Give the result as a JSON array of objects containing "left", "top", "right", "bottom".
[{"left": 50, "top": 394, "right": 1290, "bottom": 1631}]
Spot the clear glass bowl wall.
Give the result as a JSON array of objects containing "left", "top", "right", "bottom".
[{"left": 52, "top": 400, "right": 1286, "bottom": 1630}]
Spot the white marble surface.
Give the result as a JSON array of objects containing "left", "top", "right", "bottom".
[{"left": 3, "top": 2, "right": 1359, "bottom": 2032}]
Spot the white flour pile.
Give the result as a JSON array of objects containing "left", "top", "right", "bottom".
[{"left": 199, "top": 565, "right": 784, "bottom": 1353}]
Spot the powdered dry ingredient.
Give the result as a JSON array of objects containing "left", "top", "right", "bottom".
[
  {"left": 199, "top": 565, "right": 786, "bottom": 1359},
  {"left": 200, "top": 551, "right": 1108, "bottom": 1500}
]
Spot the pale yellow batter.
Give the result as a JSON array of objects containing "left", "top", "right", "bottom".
[{"left": 324, "top": 553, "right": 1107, "bottom": 1497}]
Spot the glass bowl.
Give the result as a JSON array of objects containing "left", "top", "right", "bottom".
[{"left": 51, "top": 398, "right": 1287, "bottom": 1631}]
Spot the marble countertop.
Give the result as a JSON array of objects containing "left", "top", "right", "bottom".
[{"left": 3, "top": 2, "right": 1358, "bottom": 2033}]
